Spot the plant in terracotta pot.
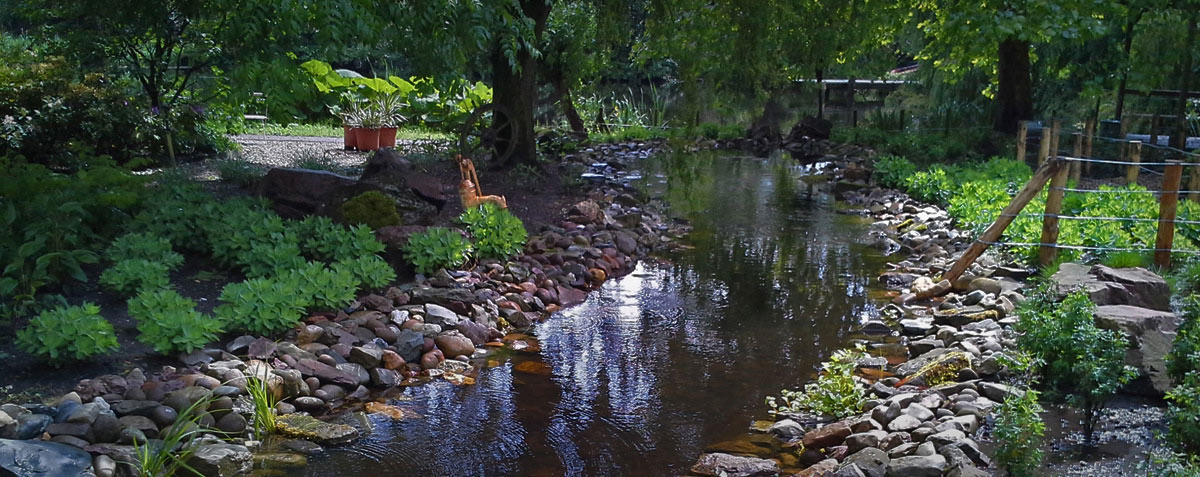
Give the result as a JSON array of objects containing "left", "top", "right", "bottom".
[
  {"left": 333, "top": 100, "right": 365, "bottom": 150},
  {"left": 375, "top": 94, "right": 407, "bottom": 149},
  {"left": 355, "top": 106, "right": 384, "bottom": 151}
]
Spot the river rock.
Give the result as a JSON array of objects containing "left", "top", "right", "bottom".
[
  {"left": 276, "top": 414, "right": 358, "bottom": 445},
  {"left": 348, "top": 346, "right": 383, "bottom": 368},
  {"left": 802, "top": 421, "right": 851, "bottom": 449},
  {"left": 886, "top": 454, "right": 946, "bottom": 477},
  {"left": 434, "top": 334, "right": 476, "bottom": 358},
  {"left": 768, "top": 419, "right": 805, "bottom": 439},
  {"left": 843, "top": 447, "right": 889, "bottom": 477},
  {"left": 796, "top": 458, "right": 839, "bottom": 476},
  {"left": 423, "top": 304, "right": 463, "bottom": 327},
  {"left": 885, "top": 415, "right": 921, "bottom": 432},
  {"left": 845, "top": 430, "right": 887, "bottom": 454},
  {"left": 690, "top": 452, "right": 779, "bottom": 477},
  {"left": 216, "top": 413, "right": 248, "bottom": 434},
  {"left": 0, "top": 438, "right": 93, "bottom": 476},
  {"left": 394, "top": 329, "right": 425, "bottom": 362},
  {"left": 13, "top": 413, "right": 52, "bottom": 440},
  {"left": 187, "top": 443, "right": 253, "bottom": 477}
]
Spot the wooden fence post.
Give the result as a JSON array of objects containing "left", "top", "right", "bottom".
[
  {"left": 1149, "top": 114, "right": 1161, "bottom": 163},
  {"left": 1071, "top": 132, "right": 1083, "bottom": 183},
  {"left": 943, "top": 158, "right": 1065, "bottom": 282},
  {"left": 1039, "top": 159, "right": 1071, "bottom": 267},
  {"left": 1016, "top": 121, "right": 1029, "bottom": 162},
  {"left": 1126, "top": 141, "right": 1142, "bottom": 185},
  {"left": 1156, "top": 161, "right": 1184, "bottom": 268},
  {"left": 1084, "top": 118, "right": 1096, "bottom": 175},
  {"left": 1049, "top": 120, "right": 1061, "bottom": 162},
  {"left": 1037, "top": 122, "right": 1052, "bottom": 166}
]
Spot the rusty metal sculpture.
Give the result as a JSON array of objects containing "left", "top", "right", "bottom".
[{"left": 456, "top": 155, "right": 507, "bottom": 210}]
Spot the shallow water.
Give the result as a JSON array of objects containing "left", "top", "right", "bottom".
[{"left": 303, "top": 151, "right": 890, "bottom": 476}]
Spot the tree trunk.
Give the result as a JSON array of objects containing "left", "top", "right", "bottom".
[
  {"left": 550, "top": 75, "right": 586, "bottom": 138},
  {"left": 489, "top": 0, "right": 551, "bottom": 167},
  {"left": 1114, "top": 11, "right": 1143, "bottom": 121},
  {"left": 1172, "top": 13, "right": 1196, "bottom": 154},
  {"left": 994, "top": 37, "right": 1034, "bottom": 134}
]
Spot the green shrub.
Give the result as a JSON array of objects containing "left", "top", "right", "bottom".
[
  {"left": 0, "top": 156, "right": 146, "bottom": 325},
  {"left": 215, "top": 159, "right": 265, "bottom": 188},
  {"left": 993, "top": 387, "right": 1046, "bottom": 477},
  {"left": 333, "top": 255, "right": 397, "bottom": 290},
  {"left": 341, "top": 191, "right": 401, "bottom": 229},
  {"left": 16, "top": 303, "right": 118, "bottom": 363},
  {"left": 871, "top": 155, "right": 916, "bottom": 189},
  {"left": 1168, "top": 375, "right": 1200, "bottom": 454},
  {"left": 403, "top": 227, "right": 472, "bottom": 275},
  {"left": 460, "top": 203, "right": 527, "bottom": 260},
  {"left": 99, "top": 259, "right": 172, "bottom": 296},
  {"left": 1016, "top": 286, "right": 1137, "bottom": 441},
  {"left": 1169, "top": 297, "right": 1200, "bottom": 383},
  {"left": 242, "top": 241, "right": 306, "bottom": 278},
  {"left": 292, "top": 217, "right": 386, "bottom": 263},
  {"left": 1141, "top": 449, "right": 1200, "bottom": 476},
  {"left": 215, "top": 277, "right": 309, "bottom": 335},
  {"left": 105, "top": 233, "right": 184, "bottom": 269},
  {"left": 128, "top": 289, "right": 223, "bottom": 354},
  {"left": 946, "top": 179, "right": 1012, "bottom": 234},
  {"left": 133, "top": 184, "right": 220, "bottom": 253},
  {"left": 278, "top": 261, "right": 358, "bottom": 311},
  {"left": 766, "top": 345, "right": 867, "bottom": 419},
  {"left": 904, "top": 167, "right": 950, "bottom": 204}
]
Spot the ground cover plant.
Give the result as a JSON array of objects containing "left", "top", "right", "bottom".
[
  {"left": 765, "top": 345, "right": 868, "bottom": 420},
  {"left": 876, "top": 155, "right": 1200, "bottom": 264},
  {"left": 460, "top": 203, "right": 528, "bottom": 260}
]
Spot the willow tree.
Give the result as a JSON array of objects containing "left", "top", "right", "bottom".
[
  {"left": 912, "top": 0, "right": 1121, "bottom": 133},
  {"left": 644, "top": 0, "right": 898, "bottom": 135}
]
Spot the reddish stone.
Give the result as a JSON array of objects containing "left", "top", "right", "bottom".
[
  {"left": 802, "top": 421, "right": 851, "bottom": 450},
  {"left": 381, "top": 350, "right": 406, "bottom": 370}
]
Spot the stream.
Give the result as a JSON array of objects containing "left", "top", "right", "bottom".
[{"left": 302, "top": 151, "right": 891, "bottom": 476}]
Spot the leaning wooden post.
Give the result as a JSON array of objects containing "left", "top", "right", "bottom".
[
  {"left": 1016, "top": 121, "right": 1029, "bottom": 162},
  {"left": 1126, "top": 140, "right": 1142, "bottom": 185},
  {"left": 1157, "top": 160, "right": 1184, "bottom": 268},
  {"left": 1039, "top": 157, "right": 1071, "bottom": 267},
  {"left": 943, "top": 158, "right": 1065, "bottom": 282},
  {"left": 1070, "top": 132, "right": 1083, "bottom": 183}
]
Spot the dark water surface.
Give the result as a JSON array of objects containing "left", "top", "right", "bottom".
[{"left": 303, "top": 152, "right": 890, "bottom": 476}]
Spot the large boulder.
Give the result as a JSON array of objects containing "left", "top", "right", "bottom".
[
  {"left": 1051, "top": 263, "right": 1170, "bottom": 311},
  {"left": 1094, "top": 304, "right": 1179, "bottom": 395},
  {"left": 690, "top": 452, "right": 780, "bottom": 477},
  {"left": 0, "top": 438, "right": 93, "bottom": 476},
  {"left": 258, "top": 167, "right": 438, "bottom": 225}
]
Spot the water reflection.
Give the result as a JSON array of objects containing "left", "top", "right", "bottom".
[{"left": 304, "top": 151, "right": 889, "bottom": 476}]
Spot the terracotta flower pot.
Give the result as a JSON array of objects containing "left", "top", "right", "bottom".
[
  {"left": 379, "top": 127, "right": 398, "bottom": 148},
  {"left": 343, "top": 125, "right": 358, "bottom": 150},
  {"left": 355, "top": 127, "right": 381, "bottom": 151}
]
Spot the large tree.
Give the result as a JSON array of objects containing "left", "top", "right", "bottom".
[{"left": 912, "top": 0, "right": 1119, "bottom": 133}]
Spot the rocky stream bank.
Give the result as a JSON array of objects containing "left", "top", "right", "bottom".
[
  {"left": 0, "top": 141, "right": 688, "bottom": 476},
  {"left": 688, "top": 151, "right": 1179, "bottom": 477}
]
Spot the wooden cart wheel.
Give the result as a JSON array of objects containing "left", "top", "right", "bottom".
[{"left": 459, "top": 103, "right": 519, "bottom": 163}]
